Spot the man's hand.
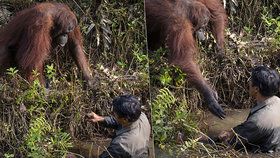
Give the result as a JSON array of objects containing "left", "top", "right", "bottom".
[
  {"left": 85, "top": 112, "right": 105, "bottom": 123},
  {"left": 218, "top": 130, "right": 234, "bottom": 142}
]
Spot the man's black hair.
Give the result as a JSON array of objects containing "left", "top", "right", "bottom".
[
  {"left": 112, "top": 94, "right": 141, "bottom": 122},
  {"left": 251, "top": 66, "right": 280, "bottom": 97}
]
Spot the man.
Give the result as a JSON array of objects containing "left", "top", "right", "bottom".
[
  {"left": 219, "top": 66, "right": 280, "bottom": 153},
  {"left": 86, "top": 94, "right": 151, "bottom": 158}
]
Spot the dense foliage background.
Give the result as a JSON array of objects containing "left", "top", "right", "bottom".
[
  {"left": 150, "top": 0, "right": 280, "bottom": 157},
  {"left": 0, "top": 0, "right": 149, "bottom": 157},
  {"left": 1, "top": 0, "right": 280, "bottom": 157}
]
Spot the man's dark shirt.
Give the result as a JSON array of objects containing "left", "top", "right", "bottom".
[
  {"left": 231, "top": 96, "right": 280, "bottom": 152},
  {"left": 99, "top": 112, "right": 151, "bottom": 158}
]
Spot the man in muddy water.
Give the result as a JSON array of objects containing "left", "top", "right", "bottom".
[
  {"left": 86, "top": 94, "right": 151, "bottom": 158},
  {"left": 218, "top": 66, "right": 280, "bottom": 153}
]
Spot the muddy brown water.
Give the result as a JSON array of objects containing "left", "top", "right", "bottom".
[
  {"left": 68, "top": 138, "right": 110, "bottom": 158},
  {"left": 202, "top": 108, "right": 250, "bottom": 137}
]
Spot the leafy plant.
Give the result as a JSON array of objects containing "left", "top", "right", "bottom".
[
  {"left": 152, "top": 88, "right": 176, "bottom": 148},
  {"left": 4, "top": 153, "right": 14, "bottom": 158},
  {"left": 157, "top": 66, "right": 172, "bottom": 86},
  {"left": 262, "top": 7, "right": 280, "bottom": 47},
  {"left": 6, "top": 67, "right": 19, "bottom": 77},
  {"left": 45, "top": 64, "right": 56, "bottom": 83},
  {"left": 152, "top": 87, "right": 199, "bottom": 153},
  {"left": 25, "top": 116, "right": 72, "bottom": 158}
]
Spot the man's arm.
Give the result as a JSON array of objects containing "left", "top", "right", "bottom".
[
  {"left": 102, "top": 116, "right": 121, "bottom": 129},
  {"left": 86, "top": 112, "right": 121, "bottom": 129}
]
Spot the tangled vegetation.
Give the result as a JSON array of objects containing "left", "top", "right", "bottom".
[
  {"left": 0, "top": 0, "right": 148, "bottom": 157},
  {"left": 150, "top": 0, "right": 280, "bottom": 157},
  {"left": 1, "top": 0, "right": 280, "bottom": 157}
]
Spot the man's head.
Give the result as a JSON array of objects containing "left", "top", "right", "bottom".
[
  {"left": 249, "top": 66, "right": 280, "bottom": 97},
  {"left": 112, "top": 95, "right": 141, "bottom": 124}
]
